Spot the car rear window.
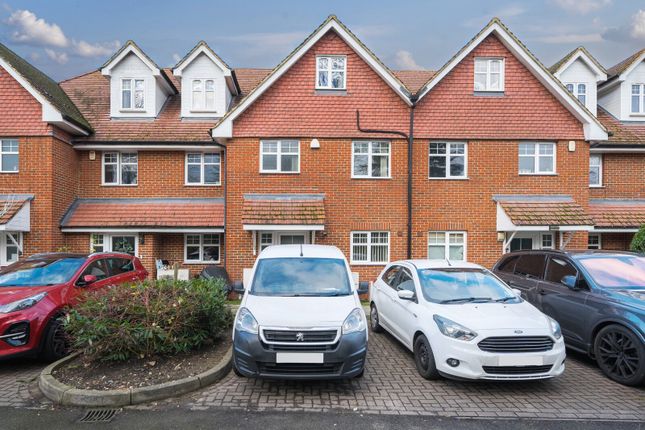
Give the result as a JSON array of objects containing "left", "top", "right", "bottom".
[
  {"left": 514, "top": 254, "right": 546, "bottom": 279},
  {"left": 545, "top": 257, "right": 577, "bottom": 284},
  {"left": 106, "top": 258, "right": 134, "bottom": 275}
]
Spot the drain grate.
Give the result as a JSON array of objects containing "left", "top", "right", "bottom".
[{"left": 78, "top": 409, "right": 119, "bottom": 423}]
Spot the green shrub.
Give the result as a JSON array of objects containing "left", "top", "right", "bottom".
[
  {"left": 64, "top": 278, "right": 232, "bottom": 362},
  {"left": 631, "top": 224, "right": 645, "bottom": 253}
]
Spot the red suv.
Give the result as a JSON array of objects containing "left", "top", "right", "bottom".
[{"left": 0, "top": 252, "right": 148, "bottom": 361}]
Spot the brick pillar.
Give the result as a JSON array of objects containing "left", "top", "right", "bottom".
[{"left": 137, "top": 233, "right": 159, "bottom": 279}]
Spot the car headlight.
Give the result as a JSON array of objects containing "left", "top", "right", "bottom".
[
  {"left": 235, "top": 307, "right": 259, "bottom": 334},
  {"left": 433, "top": 315, "right": 477, "bottom": 341},
  {"left": 548, "top": 317, "right": 562, "bottom": 340},
  {"left": 0, "top": 292, "right": 47, "bottom": 314},
  {"left": 342, "top": 308, "right": 366, "bottom": 334}
]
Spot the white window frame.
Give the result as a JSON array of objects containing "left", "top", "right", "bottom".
[
  {"left": 316, "top": 55, "right": 347, "bottom": 90},
  {"left": 588, "top": 233, "right": 602, "bottom": 250},
  {"left": 184, "top": 233, "right": 221, "bottom": 264},
  {"left": 90, "top": 233, "right": 139, "bottom": 256},
  {"left": 190, "top": 78, "right": 216, "bottom": 112},
  {"left": 474, "top": 57, "right": 504, "bottom": 92},
  {"left": 185, "top": 152, "right": 221, "bottom": 186},
  {"left": 350, "top": 231, "right": 390, "bottom": 265},
  {"left": 102, "top": 152, "right": 138, "bottom": 186},
  {"left": 541, "top": 233, "right": 554, "bottom": 250},
  {"left": 565, "top": 82, "right": 587, "bottom": 106},
  {"left": 518, "top": 142, "right": 556, "bottom": 175},
  {"left": 260, "top": 140, "right": 300, "bottom": 174},
  {"left": 0, "top": 139, "right": 19, "bottom": 173},
  {"left": 589, "top": 154, "right": 602, "bottom": 187},
  {"left": 428, "top": 142, "right": 468, "bottom": 179},
  {"left": 427, "top": 231, "right": 467, "bottom": 260},
  {"left": 120, "top": 78, "right": 145, "bottom": 111},
  {"left": 631, "top": 84, "right": 645, "bottom": 114},
  {"left": 0, "top": 232, "right": 22, "bottom": 266},
  {"left": 351, "top": 141, "right": 391, "bottom": 179}
]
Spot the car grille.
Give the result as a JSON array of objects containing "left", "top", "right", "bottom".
[
  {"left": 262, "top": 342, "right": 337, "bottom": 352},
  {"left": 483, "top": 365, "right": 553, "bottom": 375},
  {"left": 478, "top": 336, "right": 554, "bottom": 353},
  {"left": 257, "top": 362, "right": 342, "bottom": 375},
  {"left": 262, "top": 329, "right": 338, "bottom": 343}
]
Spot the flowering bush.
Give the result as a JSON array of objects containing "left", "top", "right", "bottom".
[{"left": 64, "top": 278, "right": 232, "bottom": 362}]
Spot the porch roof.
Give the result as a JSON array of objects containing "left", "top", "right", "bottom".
[
  {"left": 589, "top": 199, "right": 645, "bottom": 231},
  {"left": 0, "top": 194, "right": 33, "bottom": 232},
  {"left": 242, "top": 194, "right": 325, "bottom": 230},
  {"left": 494, "top": 195, "right": 594, "bottom": 231}
]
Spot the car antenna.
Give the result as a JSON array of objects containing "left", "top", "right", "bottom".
[{"left": 300, "top": 244, "right": 304, "bottom": 257}]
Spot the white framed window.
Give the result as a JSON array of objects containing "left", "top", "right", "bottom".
[
  {"left": 352, "top": 141, "right": 390, "bottom": 178},
  {"left": 541, "top": 233, "right": 554, "bottom": 249},
  {"left": 316, "top": 55, "right": 346, "bottom": 90},
  {"left": 121, "top": 78, "right": 145, "bottom": 110},
  {"left": 191, "top": 79, "right": 215, "bottom": 111},
  {"left": 589, "top": 154, "right": 602, "bottom": 187},
  {"left": 588, "top": 233, "right": 601, "bottom": 250},
  {"left": 428, "top": 232, "right": 466, "bottom": 260},
  {"left": 350, "top": 231, "right": 389, "bottom": 265},
  {"left": 565, "top": 83, "right": 587, "bottom": 106},
  {"left": 429, "top": 142, "right": 467, "bottom": 179},
  {"left": 186, "top": 153, "right": 220, "bottom": 185},
  {"left": 102, "top": 152, "right": 138, "bottom": 185},
  {"left": 259, "top": 232, "right": 275, "bottom": 251},
  {"left": 260, "top": 140, "right": 299, "bottom": 173},
  {"left": 474, "top": 58, "right": 504, "bottom": 92},
  {"left": 0, "top": 232, "right": 21, "bottom": 266},
  {"left": 90, "top": 233, "right": 138, "bottom": 255},
  {"left": 632, "top": 84, "right": 645, "bottom": 114},
  {"left": 519, "top": 142, "right": 556, "bottom": 175},
  {"left": 185, "top": 234, "right": 221, "bottom": 263},
  {"left": 0, "top": 139, "right": 18, "bottom": 173}
]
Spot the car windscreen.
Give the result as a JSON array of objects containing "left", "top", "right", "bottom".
[
  {"left": 250, "top": 257, "right": 352, "bottom": 297},
  {"left": 577, "top": 255, "right": 645, "bottom": 288},
  {"left": 0, "top": 258, "right": 87, "bottom": 287},
  {"left": 417, "top": 268, "right": 518, "bottom": 304}
]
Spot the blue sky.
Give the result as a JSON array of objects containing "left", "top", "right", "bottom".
[{"left": 1, "top": 0, "right": 644, "bottom": 80}]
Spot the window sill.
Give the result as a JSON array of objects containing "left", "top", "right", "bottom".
[
  {"left": 184, "top": 183, "right": 222, "bottom": 187},
  {"left": 518, "top": 173, "right": 558, "bottom": 176},
  {"left": 351, "top": 176, "right": 392, "bottom": 180},
  {"left": 315, "top": 89, "right": 347, "bottom": 95},
  {"left": 589, "top": 185, "right": 604, "bottom": 188},
  {"left": 101, "top": 183, "right": 139, "bottom": 187},
  {"left": 0, "top": 171, "right": 19, "bottom": 174},
  {"left": 259, "top": 171, "right": 300, "bottom": 175},
  {"left": 629, "top": 113, "right": 645, "bottom": 117},
  {"left": 473, "top": 91, "right": 504, "bottom": 97},
  {"left": 350, "top": 262, "right": 388, "bottom": 266},
  {"left": 189, "top": 110, "right": 218, "bottom": 114},
  {"left": 184, "top": 260, "right": 221, "bottom": 265},
  {"left": 119, "top": 109, "right": 147, "bottom": 113},
  {"left": 428, "top": 177, "right": 469, "bottom": 180}
]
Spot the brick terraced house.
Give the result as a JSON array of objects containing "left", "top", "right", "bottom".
[{"left": 0, "top": 15, "right": 642, "bottom": 283}]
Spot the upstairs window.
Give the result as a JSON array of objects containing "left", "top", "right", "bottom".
[
  {"left": 429, "top": 142, "right": 466, "bottom": 179},
  {"left": 103, "top": 152, "right": 138, "bottom": 185},
  {"left": 260, "top": 140, "right": 299, "bottom": 173},
  {"left": 186, "top": 153, "right": 220, "bottom": 185},
  {"left": 474, "top": 58, "right": 504, "bottom": 92},
  {"left": 565, "top": 83, "right": 587, "bottom": 106},
  {"left": 519, "top": 143, "right": 555, "bottom": 175},
  {"left": 121, "top": 79, "right": 144, "bottom": 110},
  {"left": 191, "top": 79, "right": 215, "bottom": 111},
  {"left": 352, "top": 141, "right": 390, "bottom": 178},
  {"left": 589, "top": 154, "right": 602, "bottom": 187},
  {"left": 0, "top": 139, "right": 18, "bottom": 173},
  {"left": 632, "top": 84, "right": 645, "bottom": 114},
  {"left": 316, "top": 56, "right": 346, "bottom": 90}
]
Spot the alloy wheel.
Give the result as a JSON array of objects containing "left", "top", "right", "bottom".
[{"left": 597, "top": 330, "right": 640, "bottom": 380}]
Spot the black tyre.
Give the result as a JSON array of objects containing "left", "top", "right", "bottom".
[
  {"left": 40, "top": 318, "right": 68, "bottom": 362},
  {"left": 369, "top": 303, "right": 383, "bottom": 333},
  {"left": 594, "top": 324, "right": 645, "bottom": 386},
  {"left": 232, "top": 361, "right": 244, "bottom": 377},
  {"left": 413, "top": 334, "right": 440, "bottom": 380}
]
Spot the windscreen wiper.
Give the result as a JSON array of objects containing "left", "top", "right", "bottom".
[
  {"left": 494, "top": 296, "right": 516, "bottom": 303},
  {"left": 440, "top": 297, "right": 492, "bottom": 304}
]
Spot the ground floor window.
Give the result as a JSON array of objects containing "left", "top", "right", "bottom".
[
  {"left": 0, "top": 232, "right": 21, "bottom": 266},
  {"left": 428, "top": 231, "right": 466, "bottom": 260},
  {"left": 350, "top": 231, "right": 389, "bottom": 264},
  {"left": 90, "top": 233, "right": 138, "bottom": 255},
  {"left": 509, "top": 232, "right": 554, "bottom": 252},
  {"left": 588, "top": 233, "right": 601, "bottom": 249},
  {"left": 185, "top": 234, "right": 221, "bottom": 263},
  {"left": 258, "top": 231, "right": 309, "bottom": 252}
]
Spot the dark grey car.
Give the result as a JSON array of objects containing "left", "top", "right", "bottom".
[{"left": 492, "top": 250, "right": 645, "bottom": 386}]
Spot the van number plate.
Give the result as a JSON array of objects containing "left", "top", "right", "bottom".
[{"left": 276, "top": 353, "right": 324, "bottom": 364}]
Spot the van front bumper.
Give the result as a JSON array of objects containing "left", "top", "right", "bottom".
[{"left": 233, "top": 329, "right": 367, "bottom": 380}]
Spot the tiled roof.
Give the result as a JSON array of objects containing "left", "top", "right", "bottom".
[
  {"left": 596, "top": 107, "right": 645, "bottom": 145},
  {"left": 61, "top": 198, "right": 224, "bottom": 228},
  {"left": 607, "top": 48, "right": 645, "bottom": 79},
  {"left": 497, "top": 197, "right": 594, "bottom": 226},
  {"left": 234, "top": 68, "right": 272, "bottom": 95},
  {"left": 393, "top": 70, "right": 436, "bottom": 93},
  {"left": 242, "top": 194, "right": 325, "bottom": 226},
  {"left": 589, "top": 200, "right": 645, "bottom": 229},
  {"left": 0, "top": 198, "right": 29, "bottom": 224},
  {"left": 0, "top": 43, "right": 92, "bottom": 132},
  {"left": 549, "top": 46, "right": 606, "bottom": 75}
]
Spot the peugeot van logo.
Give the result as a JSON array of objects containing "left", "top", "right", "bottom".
[
  {"left": 514, "top": 330, "right": 523, "bottom": 334},
  {"left": 296, "top": 332, "right": 305, "bottom": 342}
]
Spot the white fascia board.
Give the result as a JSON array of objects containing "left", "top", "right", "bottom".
[
  {"left": 592, "top": 228, "right": 639, "bottom": 233},
  {"left": 74, "top": 144, "right": 223, "bottom": 151},
  {"left": 61, "top": 227, "right": 225, "bottom": 233},
  {"left": 101, "top": 44, "right": 159, "bottom": 76},
  {"left": 0, "top": 201, "right": 30, "bottom": 232},
  {"left": 243, "top": 224, "right": 325, "bottom": 231},
  {"left": 590, "top": 147, "right": 645, "bottom": 153},
  {"left": 617, "top": 52, "right": 645, "bottom": 81},
  {"left": 173, "top": 46, "right": 232, "bottom": 77},
  {"left": 549, "top": 225, "right": 594, "bottom": 231},
  {"left": 555, "top": 50, "right": 607, "bottom": 82},
  {"left": 416, "top": 22, "right": 607, "bottom": 142},
  {"left": 212, "top": 119, "right": 233, "bottom": 138}
]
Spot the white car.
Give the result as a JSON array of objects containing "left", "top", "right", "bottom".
[
  {"left": 370, "top": 260, "right": 566, "bottom": 380},
  {"left": 231, "top": 245, "right": 369, "bottom": 380}
]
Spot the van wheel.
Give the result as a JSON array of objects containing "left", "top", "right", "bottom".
[
  {"left": 41, "top": 318, "right": 68, "bottom": 362},
  {"left": 414, "top": 334, "right": 440, "bottom": 380},
  {"left": 594, "top": 324, "right": 645, "bottom": 386},
  {"left": 370, "top": 303, "right": 383, "bottom": 333}
]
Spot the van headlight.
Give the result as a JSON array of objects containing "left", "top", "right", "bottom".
[
  {"left": 235, "top": 307, "right": 259, "bottom": 334},
  {"left": 548, "top": 317, "right": 562, "bottom": 340},
  {"left": 342, "top": 308, "right": 366, "bottom": 334},
  {"left": 0, "top": 292, "right": 47, "bottom": 314},
  {"left": 433, "top": 315, "right": 477, "bottom": 341}
]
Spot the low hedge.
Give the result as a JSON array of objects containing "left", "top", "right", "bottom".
[{"left": 64, "top": 278, "right": 232, "bottom": 362}]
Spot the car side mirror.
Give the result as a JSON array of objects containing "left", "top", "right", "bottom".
[
  {"left": 357, "top": 281, "right": 369, "bottom": 295},
  {"left": 512, "top": 288, "right": 523, "bottom": 297},
  {"left": 78, "top": 274, "right": 97, "bottom": 287},
  {"left": 397, "top": 290, "right": 415, "bottom": 301},
  {"left": 561, "top": 275, "right": 578, "bottom": 290},
  {"left": 232, "top": 281, "right": 245, "bottom": 293}
]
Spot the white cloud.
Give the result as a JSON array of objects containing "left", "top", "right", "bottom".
[
  {"left": 172, "top": 53, "right": 182, "bottom": 63},
  {"left": 631, "top": 9, "right": 645, "bottom": 39},
  {"left": 464, "top": 3, "right": 526, "bottom": 28},
  {"left": 72, "top": 39, "right": 120, "bottom": 57},
  {"left": 45, "top": 49, "right": 68, "bottom": 64},
  {"left": 393, "top": 50, "right": 424, "bottom": 70},
  {"left": 536, "top": 33, "right": 603, "bottom": 44},
  {"left": 550, "top": 0, "right": 612, "bottom": 14},
  {"left": 7, "top": 9, "right": 68, "bottom": 47}
]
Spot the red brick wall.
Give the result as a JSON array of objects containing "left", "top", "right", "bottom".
[
  {"left": 0, "top": 66, "right": 49, "bottom": 136},
  {"left": 590, "top": 153, "right": 645, "bottom": 199}
]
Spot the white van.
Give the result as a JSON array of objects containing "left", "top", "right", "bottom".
[{"left": 232, "top": 245, "right": 369, "bottom": 379}]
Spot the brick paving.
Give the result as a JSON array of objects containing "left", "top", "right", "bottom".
[{"left": 0, "top": 358, "right": 44, "bottom": 409}]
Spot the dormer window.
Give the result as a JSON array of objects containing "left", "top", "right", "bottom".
[
  {"left": 191, "top": 79, "right": 215, "bottom": 111},
  {"left": 121, "top": 78, "right": 144, "bottom": 110},
  {"left": 316, "top": 56, "right": 346, "bottom": 90},
  {"left": 632, "top": 84, "right": 644, "bottom": 114},
  {"left": 565, "top": 83, "right": 587, "bottom": 106},
  {"left": 474, "top": 58, "right": 504, "bottom": 92}
]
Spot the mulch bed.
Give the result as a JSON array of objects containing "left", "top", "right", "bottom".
[{"left": 52, "top": 337, "right": 231, "bottom": 391}]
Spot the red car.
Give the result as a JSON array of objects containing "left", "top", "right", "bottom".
[{"left": 0, "top": 252, "right": 148, "bottom": 361}]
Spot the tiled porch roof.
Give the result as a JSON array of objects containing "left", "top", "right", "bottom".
[
  {"left": 589, "top": 199, "right": 645, "bottom": 229},
  {"left": 596, "top": 108, "right": 645, "bottom": 145},
  {"left": 242, "top": 194, "right": 325, "bottom": 226},
  {"left": 496, "top": 195, "right": 594, "bottom": 226},
  {"left": 0, "top": 195, "right": 32, "bottom": 224},
  {"left": 61, "top": 198, "right": 224, "bottom": 228}
]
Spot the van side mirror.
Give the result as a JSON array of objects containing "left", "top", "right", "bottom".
[
  {"left": 78, "top": 274, "right": 97, "bottom": 287},
  {"left": 561, "top": 275, "right": 578, "bottom": 290},
  {"left": 357, "top": 281, "right": 369, "bottom": 295},
  {"left": 232, "top": 281, "right": 245, "bottom": 293}
]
